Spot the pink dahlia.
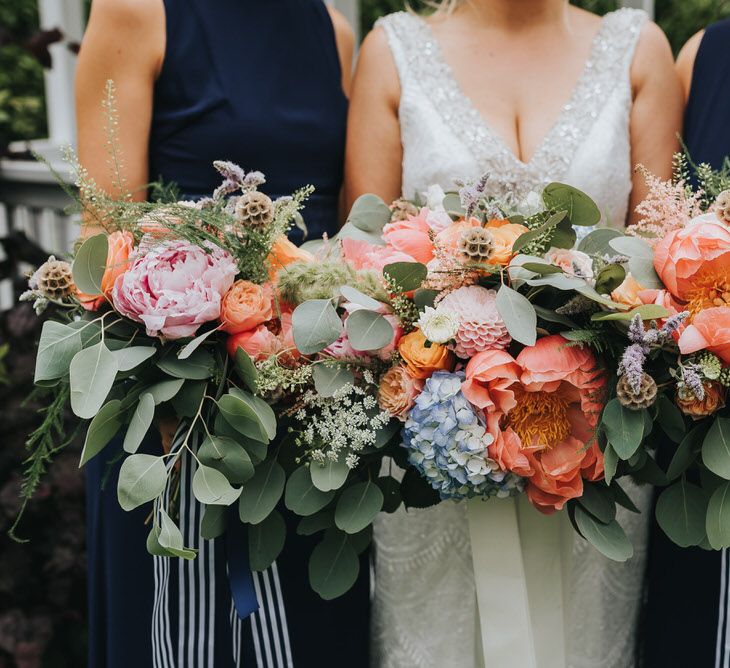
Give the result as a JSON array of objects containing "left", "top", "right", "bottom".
[
  {"left": 436, "top": 286, "right": 511, "bottom": 358},
  {"left": 112, "top": 240, "right": 237, "bottom": 339}
]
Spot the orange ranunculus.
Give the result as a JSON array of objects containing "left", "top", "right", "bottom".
[
  {"left": 267, "top": 235, "right": 315, "bottom": 281},
  {"left": 611, "top": 273, "right": 645, "bottom": 307},
  {"left": 398, "top": 329, "right": 455, "bottom": 379},
  {"left": 463, "top": 334, "right": 607, "bottom": 514},
  {"left": 653, "top": 221, "right": 730, "bottom": 304},
  {"left": 382, "top": 208, "right": 435, "bottom": 264},
  {"left": 220, "top": 280, "right": 274, "bottom": 334},
  {"left": 377, "top": 364, "right": 424, "bottom": 421},
  {"left": 226, "top": 324, "right": 280, "bottom": 361},
  {"left": 78, "top": 230, "right": 134, "bottom": 311},
  {"left": 678, "top": 306, "right": 730, "bottom": 364},
  {"left": 434, "top": 218, "right": 481, "bottom": 253},
  {"left": 676, "top": 381, "right": 727, "bottom": 419},
  {"left": 485, "top": 219, "right": 529, "bottom": 266}
]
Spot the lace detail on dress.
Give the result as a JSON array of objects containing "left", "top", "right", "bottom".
[{"left": 373, "top": 8, "right": 650, "bottom": 668}]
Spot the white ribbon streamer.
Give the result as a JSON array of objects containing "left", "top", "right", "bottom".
[{"left": 468, "top": 496, "right": 573, "bottom": 668}]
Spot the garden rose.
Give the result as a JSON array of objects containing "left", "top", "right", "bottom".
[
  {"left": 382, "top": 208, "right": 434, "bottom": 264},
  {"left": 485, "top": 219, "right": 529, "bottom": 265},
  {"left": 341, "top": 238, "right": 415, "bottom": 273},
  {"left": 226, "top": 325, "right": 279, "bottom": 361},
  {"left": 545, "top": 247, "right": 594, "bottom": 280},
  {"left": 220, "top": 280, "right": 274, "bottom": 334},
  {"left": 676, "top": 381, "right": 727, "bottom": 419},
  {"left": 112, "top": 240, "right": 237, "bottom": 339},
  {"left": 678, "top": 306, "right": 730, "bottom": 363},
  {"left": 398, "top": 329, "right": 455, "bottom": 379},
  {"left": 78, "top": 230, "right": 134, "bottom": 311},
  {"left": 434, "top": 218, "right": 481, "bottom": 253},
  {"left": 377, "top": 364, "right": 424, "bottom": 421},
  {"left": 267, "top": 235, "right": 315, "bottom": 281}
]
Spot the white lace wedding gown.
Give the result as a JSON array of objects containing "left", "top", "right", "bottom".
[{"left": 373, "top": 9, "right": 650, "bottom": 668}]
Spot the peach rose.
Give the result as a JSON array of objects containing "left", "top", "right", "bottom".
[
  {"left": 267, "top": 235, "right": 315, "bottom": 281},
  {"left": 434, "top": 218, "right": 481, "bottom": 253},
  {"left": 611, "top": 273, "right": 645, "bottom": 307},
  {"left": 398, "top": 329, "right": 455, "bottom": 379},
  {"left": 220, "top": 280, "right": 274, "bottom": 334},
  {"left": 78, "top": 230, "right": 135, "bottom": 311},
  {"left": 678, "top": 306, "right": 730, "bottom": 364},
  {"left": 382, "top": 208, "right": 435, "bottom": 264},
  {"left": 676, "top": 381, "right": 727, "bottom": 419},
  {"left": 485, "top": 219, "right": 529, "bottom": 266},
  {"left": 654, "top": 221, "right": 730, "bottom": 300},
  {"left": 377, "top": 364, "right": 424, "bottom": 421},
  {"left": 544, "top": 247, "right": 594, "bottom": 279},
  {"left": 226, "top": 324, "right": 280, "bottom": 361}
]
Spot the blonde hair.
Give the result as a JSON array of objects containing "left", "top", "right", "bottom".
[{"left": 407, "top": 0, "right": 464, "bottom": 15}]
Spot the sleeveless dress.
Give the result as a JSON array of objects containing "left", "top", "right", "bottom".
[
  {"left": 85, "top": 2, "right": 370, "bottom": 667},
  {"left": 373, "top": 10, "right": 650, "bottom": 668},
  {"left": 642, "top": 19, "right": 730, "bottom": 668}
]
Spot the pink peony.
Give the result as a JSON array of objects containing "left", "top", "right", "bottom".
[
  {"left": 436, "top": 286, "right": 511, "bottom": 358},
  {"left": 112, "top": 240, "right": 237, "bottom": 339},
  {"left": 382, "top": 208, "right": 435, "bottom": 264},
  {"left": 341, "top": 238, "right": 414, "bottom": 273}
]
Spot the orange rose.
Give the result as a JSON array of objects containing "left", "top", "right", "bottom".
[
  {"left": 78, "top": 230, "right": 134, "bottom": 311},
  {"left": 676, "top": 381, "right": 726, "bottom": 419},
  {"left": 434, "top": 218, "right": 481, "bottom": 253},
  {"left": 377, "top": 364, "right": 424, "bottom": 421},
  {"left": 678, "top": 306, "right": 730, "bottom": 363},
  {"left": 267, "top": 235, "right": 315, "bottom": 282},
  {"left": 485, "top": 219, "right": 529, "bottom": 265},
  {"left": 398, "top": 329, "right": 454, "bottom": 379},
  {"left": 611, "top": 273, "right": 645, "bottom": 307},
  {"left": 220, "top": 280, "right": 274, "bottom": 334}
]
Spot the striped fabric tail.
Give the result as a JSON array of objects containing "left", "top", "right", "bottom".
[
  {"left": 151, "top": 428, "right": 294, "bottom": 668},
  {"left": 717, "top": 548, "right": 728, "bottom": 668}
]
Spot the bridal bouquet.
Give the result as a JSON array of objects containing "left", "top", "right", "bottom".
[{"left": 602, "top": 157, "right": 730, "bottom": 551}]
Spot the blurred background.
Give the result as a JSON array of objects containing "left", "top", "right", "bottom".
[{"left": 0, "top": 0, "right": 728, "bottom": 666}]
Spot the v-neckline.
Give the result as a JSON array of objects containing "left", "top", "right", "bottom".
[{"left": 415, "top": 14, "right": 610, "bottom": 169}]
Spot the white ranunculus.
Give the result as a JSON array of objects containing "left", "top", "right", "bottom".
[{"left": 417, "top": 306, "right": 459, "bottom": 344}]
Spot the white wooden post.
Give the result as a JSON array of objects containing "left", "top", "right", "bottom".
[{"left": 620, "top": 0, "right": 655, "bottom": 19}]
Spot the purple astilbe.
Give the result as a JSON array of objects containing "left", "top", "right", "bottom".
[
  {"left": 619, "top": 343, "right": 647, "bottom": 394},
  {"left": 243, "top": 170, "right": 266, "bottom": 190},
  {"left": 212, "top": 160, "right": 247, "bottom": 200},
  {"left": 457, "top": 173, "right": 490, "bottom": 218},
  {"left": 627, "top": 314, "right": 646, "bottom": 345},
  {"left": 682, "top": 363, "right": 706, "bottom": 401},
  {"left": 660, "top": 311, "right": 690, "bottom": 338}
]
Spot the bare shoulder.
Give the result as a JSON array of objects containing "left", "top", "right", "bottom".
[
  {"left": 676, "top": 30, "right": 705, "bottom": 99},
  {"left": 354, "top": 26, "right": 400, "bottom": 103},
  {"left": 631, "top": 21, "right": 676, "bottom": 87},
  {"left": 87, "top": 0, "right": 164, "bottom": 30},
  {"left": 326, "top": 5, "right": 355, "bottom": 48}
]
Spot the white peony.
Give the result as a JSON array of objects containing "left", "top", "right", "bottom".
[{"left": 417, "top": 306, "right": 460, "bottom": 344}]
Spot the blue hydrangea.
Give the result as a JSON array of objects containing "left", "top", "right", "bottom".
[{"left": 403, "top": 371, "right": 523, "bottom": 500}]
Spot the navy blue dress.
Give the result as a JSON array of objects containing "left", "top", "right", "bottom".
[
  {"left": 642, "top": 20, "right": 730, "bottom": 668},
  {"left": 86, "top": 2, "right": 370, "bottom": 666}
]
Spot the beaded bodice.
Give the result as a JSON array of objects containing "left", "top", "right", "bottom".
[{"left": 379, "top": 8, "right": 646, "bottom": 230}]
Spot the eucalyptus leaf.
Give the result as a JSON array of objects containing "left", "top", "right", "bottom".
[
  {"left": 525, "top": 274, "right": 586, "bottom": 290},
  {"left": 170, "top": 380, "right": 207, "bottom": 419},
  {"left": 706, "top": 482, "right": 730, "bottom": 550},
  {"left": 69, "top": 342, "right": 119, "bottom": 419},
  {"left": 308, "top": 529, "right": 360, "bottom": 600},
  {"left": 312, "top": 364, "right": 355, "bottom": 398},
  {"left": 656, "top": 479, "right": 708, "bottom": 547},
  {"left": 198, "top": 435, "right": 254, "bottom": 484},
  {"left": 238, "top": 459, "right": 286, "bottom": 525},
  {"left": 192, "top": 464, "right": 242, "bottom": 506},
  {"left": 219, "top": 388, "right": 277, "bottom": 443},
  {"left": 123, "top": 393, "right": 155, "bottom": 454},
  {"left": 80, "top": 399, "right": 123, "bottom": 466},
  {"left": 610, "top": 481, "right": 640, "bottom": 514},
  {"left": 200, "top": 504, "right": 228, "bottom": 540},
  {"left": 574, "top": 506, "right": 633, "bottom": 561},
  {"left": 667, "top": 425, "right": 704, "bottom": 481},
  {"left": 178, "top": 329, "right": 217, "bottom": 360},
  {"left": 542, "top": 183, "right": 601, "bottom": 226},
  {"left": 285, "top": 465, "right": 335, "bottom": 517},
  {"left": 594, "top": 264, "right": 626, "bottom": 295},
  {"left": 336, "top": 222, "right": 385, "bottom": 246},
  {"left": 577, "top": 228, "right": 623, "bottom": 256},
  {"left": 334, "top": 481, "right": 384, "bottom": 534},
  {"left": 533, "top": 305, "right": 577, "bottom": 328},
  {"left": 495, "top": 284, "right": 536, "bottom": 346},
  {"left": 297, "top": 510, "right": 335, "bottom": 536},
  {"left": 292, "top": 299, "right": 343, "bottom": 355},
  {"left": 157, "top": 348, "right": 214, "bottom": 380},
  {"left": 609, "top": 235, "right": 654, "bottom": 259},
  {"left": 383, "top": 262, "right": 428, "bottom": 292},
  {"left": 627, "top": 258, "right": 663, "bottom": 289},
  {"left": 340, "top": 285, "right": 383, "bottom": 311},
  {"left": 72, "top": 233, "right": 108, "bottom": 295},
  {"left": 113, "top": 346, "right": 156, "bottom": 373},
  {"left": 157, "top": 508, "right": 196, "bottom": 559},
  {"left": 346, "top": 194, "right": 391, "bottom": 234},
  {"left": 604, "top": 444, "right": 618, "bottom": 485},
  {"left": 521, "top": 262, "right": 563, "bottom": 275},
  {"left": 34, "top": 321, "right": 82, "bottom": 382},
  {"left": 310, "top": 455, "right": 350, "bottom": 493},
  {"left": 376, "top": 476, "right": 403, "bottom": 513},
  {"left": 702, "top": 418, "right": 730, "bottom": 480},
  {"left": 147, "top": 378, "right": 185, "bottom": 404},
  {"left": 345, "top": 309, "right": 394, "bottom": 352},
  {"left": 591, "top": 304, "right": 670, "bottom": 322},
  {"left": 577, "top": 483, "right": 616, "bottom": 524},
  {"left": 601, "top": 399, "right": 645, "bottom": 460},
  {"left": 656, "top": 394, "right": 686, "bottom": 444},
  {"left": 414, "top": 288, "right": 439, "bottom": 311},
  {"left": 249, "top": 510, "right": 286, "bottom": 571},
  {"left": 117, "top": 454, "right": 168, "bottom": 511},
  {"left": 234, "top": 349, "right": 259, "bottom": 393}
]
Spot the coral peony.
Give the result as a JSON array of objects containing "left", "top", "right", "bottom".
[
  {"left": 382, "top": 208, "right": 435, "bottom": 264},
  {"left": 112, "top": 240, "right": 237, "bottom": 339},
  {"left": 220, "top": 280, "right": 274, "bottom": 334},
  {"left": 678, "top": 306, "right": 730, "bottom": 364},
  {"left": 341, "top": 238, "right": 415, "bottom": 273},
  {"left": 463, "top": 335, "right": 607, "bottom": 513},
  {"left": 437, "top": 285, "right": 511, "bottom": 357},
  {"left": 377, "top": 364, "right": 423, "bottom": 421},
  {"left": 78, "top": 231, "right": 134, "bottom": 311},
  {"left": 267, "top": 235, "right": 315, "bottom": 281},
  {"left": 653, "top": 221, "right": 730, "bottom": 307},
  {"left": 485, "top": 219, "right": 529, "bottom": 265},
  {"left": 398, "top": 329, "right": 455, "bottom": 379},
  {"left": 226, "top": 324, "right": 279, "bottom": 361}
]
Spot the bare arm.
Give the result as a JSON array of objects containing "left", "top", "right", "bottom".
[
  {"left": 344, "top": 27, "right": 403, "bottom": 209},
  {"left": 676, "top": 30, "right": 704, "bottom": 102},
  {"left": 75, "top": 0, "right": 165, "bottom": 232},
  {"left": 627, "top": 22, "right": 684, "bottom": 226},
  {"left": 326, "top": 6, "right": 355, "bottom": 97}
]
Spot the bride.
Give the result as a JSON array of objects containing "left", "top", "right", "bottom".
[{"left": 345, "top": 1, "right": 682, "bottom": 666}]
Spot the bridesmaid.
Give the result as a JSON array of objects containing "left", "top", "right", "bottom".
[
  {"left": 75, "top": 1, "right": 367, "bottom": 667},
  {"left": 643, "top": 19, "right": 730, "bottom": 668}
]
